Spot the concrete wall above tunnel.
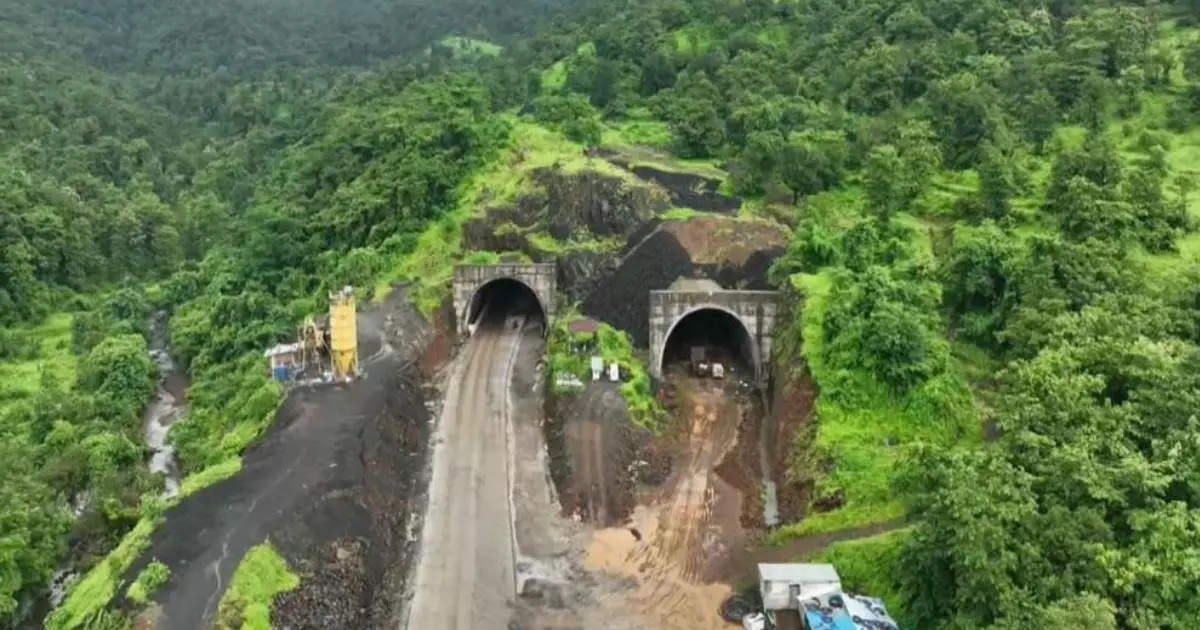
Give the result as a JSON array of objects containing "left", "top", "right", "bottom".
[
  {"left": 453, "top": 263, "right": 556, "bottom": 334},
  {"left": 649, "top": 289, "right": 778, "bottom": 384}
]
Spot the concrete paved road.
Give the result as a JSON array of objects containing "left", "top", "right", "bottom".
[{"left": 405, "top": 321, "right": 521, "bottom": 629}]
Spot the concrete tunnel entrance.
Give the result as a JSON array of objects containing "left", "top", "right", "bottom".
[
  {"left": 467, "top": 278, "right": 547, "bottom": 331},
  {"left": 660, "top": 308, "right": 756, "bottom": 377}
]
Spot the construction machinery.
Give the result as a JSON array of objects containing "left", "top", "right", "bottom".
[{"left": 330, "top": 286, "right": 358, "bottom": 380}]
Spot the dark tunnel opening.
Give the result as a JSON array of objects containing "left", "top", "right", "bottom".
[
  {"left": 468, "top": 278, "right": 546, "bottom": 330},
  {"left": 662, "top": 309, "right": 754, "bottom": 377}
]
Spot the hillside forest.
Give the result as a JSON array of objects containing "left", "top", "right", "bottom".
[{"left": 5, "top": 0, "right": 1200, "bottom": 628}]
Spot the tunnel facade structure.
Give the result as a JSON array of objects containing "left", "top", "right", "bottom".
[
  {"left": 454, "top": 263, "right": 556, "bottom": 334},
  {"left": 649, "top": 289, "right": 779, "bottom": 384}
]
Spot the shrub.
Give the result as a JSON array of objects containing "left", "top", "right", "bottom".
[
  {"left": 78, "top": 335, "right": 155, "bottom": 415},
  {"left": 216, "top": 543, "right": 299, "bottom": 630},
  {"left": 125, "top": 561, "right": 170, "bottom": 606},
  {"left": 0, "top": 329, "right": 41, "bottom": 360},
  {"left": 823, "top": 266, "right": 947, "bottom": 392}
]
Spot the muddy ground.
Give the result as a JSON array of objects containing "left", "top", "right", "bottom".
[
  {"left": 572, "top": 369, "right": 754, "bottom": 629},
  {"left": 545, "top": 383, "right": 671, "bottom": 526},
  {"left": 127, "top": 288, "right": 444, "bottom": 630}
]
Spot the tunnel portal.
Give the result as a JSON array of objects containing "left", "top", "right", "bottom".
[
  {"left": 649, "top": 288, "right": 778, "bottom": 384},
  {"left": 467, "top": 278, "right": 547, "bottom": 329},
  {"left": 454, "top": 263, "right": 556, "bottom": 335},
  {"left": 661, "top": 308, "right": 755, "bottom": 376}
]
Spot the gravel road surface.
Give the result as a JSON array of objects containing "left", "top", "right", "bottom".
[{"left": 404, "top": 319, "right": 523, "bottom": 629}]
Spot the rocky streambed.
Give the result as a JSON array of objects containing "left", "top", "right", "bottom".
[{"left": 144, "top": 310, "right": 186, "bottom": 498}]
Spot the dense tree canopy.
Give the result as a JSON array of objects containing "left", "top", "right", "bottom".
[{"left": 7, "top": 0, "right": 1200, "bottom": 627}]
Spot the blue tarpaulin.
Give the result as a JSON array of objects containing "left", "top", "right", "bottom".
[{"left": 800, "top": 593, "right": 899, "bottom": 630}]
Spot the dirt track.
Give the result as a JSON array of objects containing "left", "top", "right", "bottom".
[
  {"left": 582, "top": 375, "right": 747, "bottom": 630},
  {"left": 403, "top": 319, "right": 524, "bottom": 630}
]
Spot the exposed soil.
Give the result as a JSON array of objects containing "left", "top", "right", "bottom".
[
  {"left": 545, "top": 383, "right": 668, "bottom": 526},
  {"left": 631, "top": 166, "right": 741, "bottom": 213},
  {"left": 127, "top": 288, "right": 442, "bottom": 630},
  {"left": 579, "top": 370, "right": 754, "bottom": 630},
  {"left": 766, "top": 367, "right": 818, "bottom": 525},
  {"left": 462, "top": 166, "right": 669, "bottom": 255},
  {"left": 660, "top": 218, "right": 786, "bottom": 272},
  {"left": 462, "top": 165, "right": 672, "bottom": 306},
  {"left": 582, "top": 229, "right": 695, "bottom": 346},
  {"left": 737, "top": 519, "right": 908, "bottom": 580},
  {"left": 713, "top": 396, "right": 766, "bottom": 532}
]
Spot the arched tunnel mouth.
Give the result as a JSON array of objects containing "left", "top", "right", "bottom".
[
  {"left": 662, "top": 308, "right": 754, "bottom": 378},
  {"left": 468, "top": 278, "right": 546, "bottom": 331}
]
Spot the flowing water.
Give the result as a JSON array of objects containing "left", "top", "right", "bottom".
[
  {"left": 33, "top": 312, "right": 188, "bottom": 620},
  {"left": 144, "top": 311, "right": 186, "bottom": 498}
]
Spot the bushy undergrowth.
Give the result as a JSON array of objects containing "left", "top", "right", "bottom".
[
  {"left": 216, "top": 543, "right": 299, "bottom": 630},
  {"left": 773, "top": 271, "right": 979, "bottom": 539},
  {"left": 124, "top": 560, "right": 169, "bottom": 606},
  {"left": 45, "top": 517, "right": 159, "bottom": 630},
  {"left": 812, "top": 529, "right": 912, "bottom": 628},
  {"left": 547, "top": 310, "right": 665, "bottom": 430}
]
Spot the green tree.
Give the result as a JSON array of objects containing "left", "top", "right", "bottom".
[
  {"left": 847, "top": 42, "right": 905, "bottom": 115},
  {"left": 941, "top": 222, "right": 1023, "bottom": 346},
  {"left": 976, "top": 142, "right": 1021, "bottom": 221},
  {"left": 927, "top": 72, "right": 999, "bottom": 168},
  {"left": 661, "top": 72, "right": 725, "bottom": 157},
  {"left": 0, "top": 451, "right": 71, "bottom": 619},
  {"left": 1023, "top": 88, "right": 1059, "bottom": 153},
  {"left": 777, "top": 131, "right": 846, "bottom": 204},
  {"left": 78, "top": 335, "right": 155, "bottom": 415},
  {"left": 823, "top": 265, "right": 946, "bottom": 390},
  {"left": 864, "top": 144, "right": 906, "bottom": 221}
]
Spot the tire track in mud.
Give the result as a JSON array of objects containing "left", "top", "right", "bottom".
[{"left": 583, "top": 381, "right": 744, "bottom": 630}]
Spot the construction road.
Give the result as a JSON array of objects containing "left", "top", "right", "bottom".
[{"left": 404, "top": 317, "right": 523, "bottom": 630}]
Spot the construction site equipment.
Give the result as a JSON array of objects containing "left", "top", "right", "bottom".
[
  {"left": 330, "top": 286, "right": 358, "bottom": 380},
  {"left": 264, "top": 343, "right": 302, "bottom": 382},
  {"left": 297, "top": 315, "right": 329, "bottom": 374},
  {"left": 759, "top": 564, "right": 842, "bottom": 610}
]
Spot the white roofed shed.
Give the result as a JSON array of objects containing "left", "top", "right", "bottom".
[{"left": 757, "top": 563, "right": 842, "bottom": 611}]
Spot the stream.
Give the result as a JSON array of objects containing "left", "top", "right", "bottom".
[
  {"left": 144, "top": 310, "right": 186, "bottom": 498},
  {"left": 39, "top": 312, "right": 188, "bottom": 616}
]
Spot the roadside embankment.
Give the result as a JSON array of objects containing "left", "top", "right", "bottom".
[{"left": 122, "top": 287, "right": 442, "bottom": 629}]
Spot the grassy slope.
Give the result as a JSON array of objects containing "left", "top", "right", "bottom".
[
  {"left": 216, "top": 543, "right": 299, "bottom": 630},
  {"left": 376, "top": 117, "right": 646, "bottom": 314},
  {"left": 0, "top": 313, "right": 77, "bottom": 405},
  {"left": 812, "top": 529, "right": 914, "bottom": 627}
]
